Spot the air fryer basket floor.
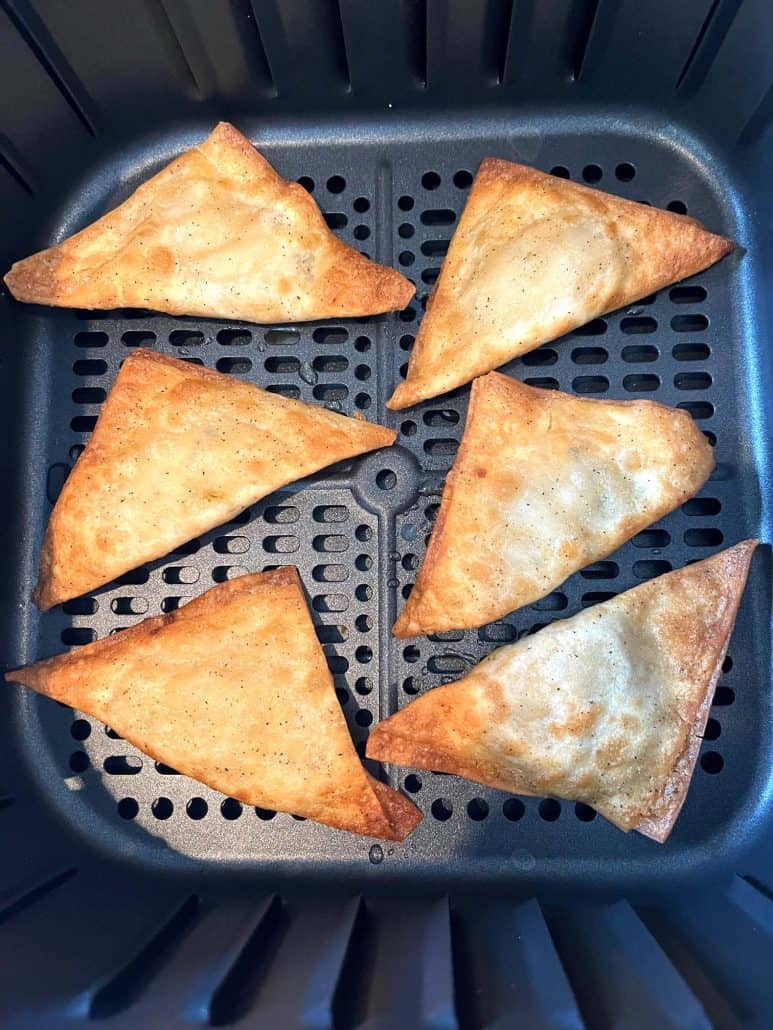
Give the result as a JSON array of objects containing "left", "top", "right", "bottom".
[{"left": 7, "top": 111, "right": 771, "bottom": 890}]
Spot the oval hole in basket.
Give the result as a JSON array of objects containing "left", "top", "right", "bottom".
[
  {"left": 479, "top": 622, "right": 517, "bottom": 643},
  {"left": 104, "top": 756, "right": 142, "bottom": 775},
  {"left": 423, "top": 438, "right": 459, "bottom": 457},
  {"left": 313, "top": 383, "right": 348, "bottom": 403},
  {"left": 72, "top": 387, "right": 106, "bottom": 404},
  {"left": 420, "top": 209, "right": 455, "bottom": 225},
  {"left": 213, "top": 535, "right": 250, "bottom": 555},
  {"left": 122, "top": 330, "right": 155, "bottom": 348},
  {"left": 313, "top": 594, "right": 349, "bottom": 613},
  {"left": 265, "top": 355, "right": 300, "bottom": 374},
  {"left": 316, "top": 624, "right": 348, "bottom": 644},
  {"left": 110, "top": 596, "right": 149, "bottom": 615},
  {"left": 522, "top": 348, "right": 558, "bottom": 367},
  {"left": 673, "top": 343, "right": 710, "bottom": 361},
  {"left": 313, "top": 354, "right": 348, "bottom": 373},
  {"left": 682, "top": 497, "right": 721, "bottom": 516},
  {"left": 621, "top": 316, "right": 657, "bottom": 334},
  {"left": 678, "top": 401, "right": 714, "bottom": 420},
  {"left": 70, "top": 415, "right": 98, "bottom": 433},
  {"left": 671, "top": 314, "right": 708, "bottom": 332},
  {"left": 216, "top": 357, "right": 252, "bottom": 374},
  {"left": 265, "top": 383, "right": 300, "bottom": 399},
  {"left": 212, "top": 566, "right": 248, "bottom": 582},
  {"left": 264, "top": 329, "right": 299, "bottom": 346},
  {"left": 312, "top": 564, "right": 348, "bottom": 583},
  {"left": 421, "top": 239, "right": 450, "bottom": 257},
  {"left": 169, "top": 330, "right": 203, "bottom": 347},
  {"left": 73, "top": 359, "right": 108, "bottom": 376},
  {"left": 313, "top": 504, "right": 348, "bottom": 523},
  {"left": 573, "top": 375, "right": 608, "bottom": 394},
  {"left": 580, "top": 561, "right": 619, "bottom": 579},
  {"left": 684, "top": 528, "right": 724, "bottom": 547},
  {"left": 428, "top": 654, "right": 468, "bottom": 674},
  {"left": 531, "top": 592, "right": 567, "bottom": 611},
  {"left": 324, "top": 212, "right": 347, "bottom": 229},
  {"left": 670, "top": 285, "right": 707, "bottom": 304},
  {"left": 623, "top": 373, "right": 660, "bottom": 392},
  {"left": 314, "top": 534, "right": 349, "bottom": 553},
  {"left": 572, "top": 319, "right": 607, "bottom": 337},
  {"left": 312, "top": 327, "right": 348, "bottom": 345},
  {"left": 62, "top": 597, "right": 97, "bottom": 616},
  {"left": 74, "top": 331, "right": 108, "bottom": 348},
  {"left": 162, "top": 566, "right": 199, "bottom": 585},
  {"left": 263, "top": 535, "right": 299, "bottom": 554},
  {"left": 61, "top": 628, "right": 95, "bottom": 645},
  {"left": 113, "top": 568, "right": 150, "bottom": 586},
  {"left": 571, "top": 346, "right": 608, "bottom": 365},
  {"left": 46, "top": 463, "right": 70, "bottom": 504},
  {"left": 327, "top": 654, "right": 349, "bottom": 674},
  {"left": 675, "top": 372, "right": 712, "bottom": 390},
  {"left": 622, "top": 344, "right": 658, "bottom": 363},
  {"left": 217, "top": 329, "right": 251, "bottom": 346},
  {"left": 633, "top": 529, "right": 671, "bottom": 548},
  {"left": 263, "top": 505, "right": 299, "bottom": 524}
]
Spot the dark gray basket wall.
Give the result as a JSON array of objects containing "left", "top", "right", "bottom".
[{"left": 0, "top": 2, "right": 771, "bottom": 1027}]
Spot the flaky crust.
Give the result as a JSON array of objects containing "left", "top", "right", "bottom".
[
  {"left": 371, "top": 542, "right": 757, "bottom": 842},
  {"left": 388, "top": 157, "right": 733, "bottom": 409},
  {"left": 5, "top": 122, "right": 414, "bottom": 321},
  {"left": 393, "top": 372, "right": 714, "bottom": 637},
  {"left": 35, "top": 349, "right": 396, "bottom": 609},
  {"left": 8, "top": 567, "right": 421, "bottom": 841}
]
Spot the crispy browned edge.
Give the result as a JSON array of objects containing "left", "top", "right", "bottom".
[
  {"left": 387, "top": 157, "right": 734, "bottom": 410},
  {"left": 392, "top": 371, "right": 492, "bottom": 637},
  {"left": 207, "top": 124, "right": 415, "bottom": 315},
  {"left": 28, "top": 566, "right": 303, "bottom": 671},
  {"left": 473, "top": 157, "right": 734, "bottom": 249},
  {"left": 367, "top": 775, "right": 423, "bottom": 840},
  {"left": 368, "top": 723, "right": 541, "bottom": 799},
  {"left": 10, "top": 564, "right": 421, "bottom": 842},
  {"left": 378, "top": 541, "right": 759, "bottom": 842},
  {"left": 392, "top": 370, "right": 714, "bottom": 638},
  {"left": 5, "top": 122, "right": 415, "bottom": 316},
  {"left": 33, "top": 348, "right": 397, "bottom": 611},
  {"left": 634, "top": 539, "right": 758, "bottom": 842}
]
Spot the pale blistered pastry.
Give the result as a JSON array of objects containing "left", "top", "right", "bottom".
[
  {"left": 372, "top": 543, "right": 756, "bottom": 841},
  {"left": 35, "top": 349, "right": 396, "bottom": 609},
  {"left": 8, "top": 567, "right": 421, "bottom": 841},
  {"left": 388, "top": 158, "right": 732, "bottom": 409},
  {"left": 393, "top": 373, "right": 714, "bottom": 637},
  {"left": 5, "top": 122, "right": 414, "bottom": 321}
]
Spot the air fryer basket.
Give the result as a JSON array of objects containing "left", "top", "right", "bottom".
[{"left": 0, "top": 2, "right": 771, "bottom": 1026}]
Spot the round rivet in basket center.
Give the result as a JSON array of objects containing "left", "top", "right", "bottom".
[{"left": 352, "top": 445, "right": 421, "bottom": 514}]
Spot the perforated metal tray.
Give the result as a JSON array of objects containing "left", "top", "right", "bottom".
[{"left": 4, "top": 112, "right": 771, "bottom": 892}]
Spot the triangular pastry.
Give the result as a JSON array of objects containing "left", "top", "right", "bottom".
[
  {"left": 8, "top": 567, "right": 421, "bottom": 841},
  {"left": 372, "top": 543, "right": 756, "bottom": 841},
  {"left": 35, "top": 349, "right": 396, "bottom": 609},
  {"left": 393, "top": 372, "right": 714, "bottom": 637},
  {"left": 5, "top": 122, "right": 414, "bottom": 321},
  {"left": 388, "top": 158, "right": 732, "bottom": 409}
]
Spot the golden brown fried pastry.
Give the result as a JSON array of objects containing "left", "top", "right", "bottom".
[
  {"left": 394, "top": 373, "right": 714, "bottom": 637},
  {"left": 8, "top": 567, "right": 421, "bottom": 840},
  {"left": 388, "top": 158, "right": 732, "bottom": 409},
  {"left": 35, "top": 349, "right": 396, "bottom": 610},
  {"left": 5, "top": 122, "right": 414, "bottom": 320},
  {"left": 372, "top": 542, "right": 756, "bottom": 841}
]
